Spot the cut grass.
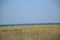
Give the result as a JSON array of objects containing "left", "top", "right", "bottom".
[{"left": 0, "top": 25, "right": 60, "bottom": 40}]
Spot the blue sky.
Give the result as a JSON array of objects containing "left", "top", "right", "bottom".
[{"left": 0, "top": 0, "right": 60, "bottom": 25}]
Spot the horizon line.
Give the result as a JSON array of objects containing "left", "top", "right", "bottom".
[{"left": 0, "top": 23, "right": 60, "bottom": 26}]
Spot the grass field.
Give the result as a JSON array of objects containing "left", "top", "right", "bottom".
[{"left": 0, "top": 25, "right": 60, "bottom": 40}]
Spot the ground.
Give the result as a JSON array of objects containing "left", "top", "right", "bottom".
[{"left": 0, "top": 25, "right": 60, "bottom": 40}]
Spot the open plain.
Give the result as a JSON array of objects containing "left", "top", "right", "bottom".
[{"left": 0, "top": 25, "right": 60, "bottom": 40}]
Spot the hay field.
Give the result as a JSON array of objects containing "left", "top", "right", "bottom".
[{"left": 0, "top": 25, "right": 60, "bottom": 40}]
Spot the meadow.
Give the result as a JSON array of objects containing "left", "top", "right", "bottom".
[{"left": 0, "top": 25, "right": 60, "bottom": 40}]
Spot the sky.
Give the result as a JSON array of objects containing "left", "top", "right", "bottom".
[{"left": 0, "top": 0, "right": 60, "bottom": 25}]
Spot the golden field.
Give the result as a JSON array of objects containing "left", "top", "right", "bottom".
[{"left": 0, "top": 25, "right": 60, "bottom": 40}]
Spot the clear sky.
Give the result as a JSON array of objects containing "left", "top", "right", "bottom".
[{"left": 0, "top": 0, "right": 60, "bottom": 25}]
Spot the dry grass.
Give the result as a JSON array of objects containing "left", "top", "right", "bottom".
[{"left": 0, "top": 25, "right": 60, "bottom": 40}]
